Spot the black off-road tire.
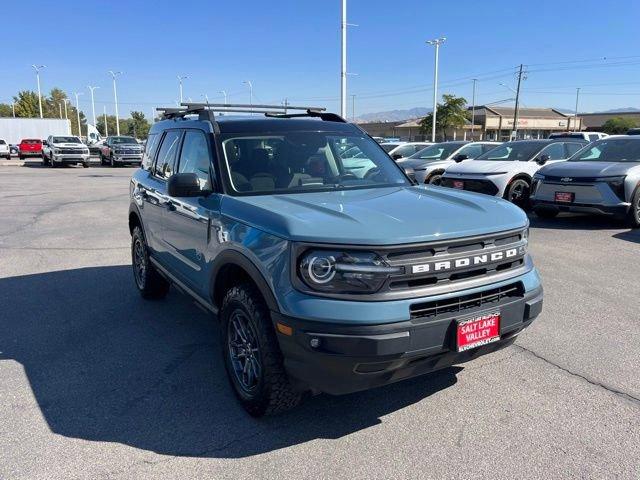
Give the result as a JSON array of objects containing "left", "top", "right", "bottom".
[
  {"left": 131, "top": 226, "right": 169, "bottom": 299},
  {"left": 220, "top": 284, "right": 302, "bottom": 416},
  {"left": 627, "top": 188, "right": 640, "bottom": 228},
  {"left": 82, "top": 162, "right": 89, "bottom": 168}
]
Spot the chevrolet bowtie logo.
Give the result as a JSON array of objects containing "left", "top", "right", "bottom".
[{"left": 560, "top": 177, "right": 573, "bottom": 182}]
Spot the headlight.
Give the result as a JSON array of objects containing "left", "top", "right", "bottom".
[
  {"left": 83, "top": 149, "right": 90, "bottom": 154},
  {"left": 53, "top": 148, "right": 60, "bottom": 154},
  {"left": 298, "top": 250, "right": 401, "bottom": 294},
  {"left": 596, "top": 175, "right": 626, "bottom": 201}
]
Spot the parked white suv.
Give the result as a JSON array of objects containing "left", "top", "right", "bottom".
[
  {"left": 0, "top": 139, "right": 10, "bottom": 159},
  {"left": 397, "top": 141, "right": 501, "bottom": 184},
  {"left": 43, "top": 135, "right": 91, "bottom": 168},
  {"left": 440, "top": 139, "right": 587, "bottom": 207}
]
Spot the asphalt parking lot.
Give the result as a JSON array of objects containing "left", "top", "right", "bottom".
[{"left": 0, "top": 162, "right": 639, "bottom": 479}]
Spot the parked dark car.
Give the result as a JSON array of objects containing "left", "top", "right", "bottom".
[{"left": 100, "top": 136, "right": 143, "bottom": 167}]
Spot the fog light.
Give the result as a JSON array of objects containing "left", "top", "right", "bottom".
[{"left": 310, "top": 338, "right": 320, "bottom": 348}]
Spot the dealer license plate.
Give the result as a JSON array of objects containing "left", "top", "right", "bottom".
[
  {"left": 453, "top": 180, "right": 464, "bottom": 189},
  {"left": 555, "top": 191, "right": 574, "bottom": 203},
  {"left": 456, "top": 312, "right": 500, "bottom": 352}
]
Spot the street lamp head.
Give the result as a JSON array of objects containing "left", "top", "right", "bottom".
[
  {"left": 32, "top": 64, "right": 46, "bottom": 71},
  {"left": 108, "top": 70, "right": 123, "bottom": 79},
  {"left": 426, "top": 37, "right": 446, "bottom": 46}
]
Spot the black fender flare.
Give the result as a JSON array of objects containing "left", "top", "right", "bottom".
[{"left": 210, "top": 249, "right": 280, "bottom": 313}]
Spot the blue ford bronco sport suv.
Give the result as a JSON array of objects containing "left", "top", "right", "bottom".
[{"left": 128, "top": 103, "right": 543, "bottom": 416}]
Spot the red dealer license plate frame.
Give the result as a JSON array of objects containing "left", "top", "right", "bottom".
[{"left": 456, "top": 312, "right": 501, "bottom": 352}]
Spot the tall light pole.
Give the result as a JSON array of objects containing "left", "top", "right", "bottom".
[
  {"left": 87, "top": 85, "right": 99, "bottom": 126},
  {"left": 219, "top": 90, "right": 228, "bottom": 105},
  {"left": 11, "top": 102, "right": 15, "bottom": 118},
  {"left": 74, "top": 92, "right": 84, "bottom": 138},
  {"left": 201, "top": 94, "right": 210, "bottom": 105},
  {"left": 108, "top": 71, "right": 122, "bottom": 135},
  {"left": 573, "top": 87, "right": 581, "bottom": 132},
  {"left": 341, "top": 0, "right": 347, "bottom": 118},
  {"left": 63, "top": 99, "right": 69, "bottom": 120},
  {"left": 351, "top": 94, "right": 356, "bottom": 122},
  {"left": 177, "top": 75, "right": 188, "bottom": 103},
  {"left": 243, "top": 80, "right": 253, "bottom": 110},
  {"left": 470, "top": 79, "right": 477, "bottom": 140},
  {"left": 426, "top": 37, "right": 446, "bottom": 142},
  {"left": 31, "top": 65, "right": 46, "bottom": 118},
  {"left": 103, "top": 105, "right": 108, "bottom": 137},
  {"left": 58, "top": 102, "right": 63, "bottom": 119}
]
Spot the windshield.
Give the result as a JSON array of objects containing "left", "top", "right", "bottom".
[
  {"left": 380, "top": 143, "right": 399, "bottom": 153},
  {"left": 475, "top": 141, "right": 543, "bottom": 161},
  {"left": 409, "top": 143, "right": 463, "bottom": 160},
  {"left": 53, "top": 136, "right": 81, "bottom": 143},
  {"left": 222, "top": 132, "right": 410, "bottom": 195},
  {"left": 111, "top": 136, "right": 138, "bottom": 144},
  {"left": 570, "top": 138, "right": 640, "bottom": 163}
]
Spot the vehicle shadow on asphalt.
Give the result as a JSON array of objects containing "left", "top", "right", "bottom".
[
  {"left": 0, "top": 265, "right": 459, "bottom": 458},
  {"left": 528, "top": 213, "right": 629, "bottom": 231}
]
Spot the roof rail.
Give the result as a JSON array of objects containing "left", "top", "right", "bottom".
[{"left": 156, "top": 102, "right": 347, "bottom": 124}]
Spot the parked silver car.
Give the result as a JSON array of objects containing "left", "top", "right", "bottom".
[
  {"left": 531, "top": 136, "right": 640, "bottom": 227},
  {"left": 397, "top": 141, "right": 501, "bottom": 184}
]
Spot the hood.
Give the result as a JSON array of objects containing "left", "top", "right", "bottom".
[
  {"left": 539, "top": 161, "right": 640, "bottom": 178},
  {"left": 445, "top": 160, "right": 522, "bottom": 175},
  {"left": 54, "top": 143, "right": 85, "bottom": 148},
  {"left": 221, "top": 186, "right": 527, "bottom": 245},
  {"left": 398, "top": 158, "right": 453, "bottom": 171}
]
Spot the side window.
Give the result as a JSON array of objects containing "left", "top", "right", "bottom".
[
  {"left": 539, "top": 143, "right": 565, "bottom": 160},
  {"left": 588, "top": 134, "right": 599, "bottom": 142},
  {"left": 143, "top": 133, "right": 160, "bottom": 171},
  {"left": 153, "top": 130, "right": 182, "bottom": 179},
  {"left": 177, "top": 130, "right": 212, "bottom": 189},
  {"left": 482, "top": 144, "right": 497, "bottom": 153},
  {"left": 565, "top": 142, "right": 584, "bottom": 158},
  {"left": 459, "top": 144, "right": 484, "bottom": 158}
]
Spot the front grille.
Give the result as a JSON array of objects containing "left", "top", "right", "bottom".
[
  {"left": 409, "top": 282, "right": 524, "bottom": 320},
  {"left": 60, "top": 148, "right": 85, "bottom": 155},
  {"left": 441, "top": 178, "right": 499, "bottom": 196},
  {"left": 381, "top": 229, "right": 527, "bottom": 292},
  {"left": 543, "top": 175, "right": 597, "bottom": 184},
  {"left": 116, "top": 148, "right": 141, "bottom": 155}
]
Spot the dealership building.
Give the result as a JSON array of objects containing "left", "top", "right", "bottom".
[{"left": 358, "top": 106, "right": 582, "bottom": 141}]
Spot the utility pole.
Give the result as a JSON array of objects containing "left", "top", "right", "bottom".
[
  {"left": 11, "top": 102, "right": 15, "bottom": 118},
  {"left": 74, "top": 92, "right": 84, "bottom": 138},
  {"left": 31, "top": 65, "right": 46, "bottom": 118},
  {"left": 573, "top": 87, "right": 581, "bottom": 132},
  {"left": 341, "top": 0, "right": 347, "bottom": 118},
  {"left": 351, "top": 94, "right": 356, "bottom": 122},
  {"left": 243, "top": 80, "right": 253, "bottom": 111},
  {"left": 470, "top": 79, "right": 477, "bottom": 140},
  {"left": 104, "top": 106, "right": 108, "bottom": 136},
  {"left": 512, "top": 64, "right": 525, "bottom": 140},
  {"left": 283, "top": 98, "right": 289, "bottom": 114},
  {"left": 177, "top": 75, "right": 188, "bottom": 103},
  {"left": 87, "top": 85, "right": 99, "bottom": 126},
  {"left": 63, "top": 99, "right": 69, "bottom": 119},
  {"left": 108, "top": 71, "right": 122, "bottom": 135},
  {"left": 219, "top": 90, "right": 228, "bottom": 105},
  {"left": 426, "top": 37, "right": 446, "bottom": 142}
]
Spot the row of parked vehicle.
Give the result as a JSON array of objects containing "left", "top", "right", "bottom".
[
  {"left": 370, "top": 133, "right": 639, "bottom": 227},
  {"left": 0, "top": 135, "right": 144, "bottom": 168}
]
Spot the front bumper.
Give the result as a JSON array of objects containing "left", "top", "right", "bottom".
[
  {"left": 113, "top": 154, "right": 143, "bottom": 164},
  {"left": 52, "top": 154, "right": 90, "bottom": 164},
  {"left": 531, "top": 180, "right": 630, "bottom": 216},
  {"left": 274, "top": 283, "right": 543, "bottom": 395},
  {"left": 440, "top": 175, "right": 501, "bottom": 196}
]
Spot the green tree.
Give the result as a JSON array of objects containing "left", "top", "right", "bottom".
[
  {"left": 0, "top": 103, "right": 13, "bottom": 117},
  {"left": 602, "top": 117, "right": 637, "bottom": 134},
  {"left": 126, "top": 111, "right": 150, "bottom": 139},
  {"left": 419, "top": 94, "right": 469, "bottom": 140},
  {"left": 13, "top": 91, "right": 41, "bottom": 118},
  {"left": 44, "top": 88, "right": 70, "bottom": 119}
]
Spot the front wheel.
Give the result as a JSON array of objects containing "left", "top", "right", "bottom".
[
  {"left": 426, "top": 172, "right": 444, "bottom": 185},
  {"left": 110, "top": 154, "right": 116, "bottom": 167},
  {"left": 131, "top": 226, "right": 169, "bottom": 299},
  {"left": 221, "top": 284, "right": 302, "bottom": 416},
  {"left": 627, "top": 188, "right": 640, "bottom": 228},
  {"left": 505, "top": 178, "right": 531, "bottom": 209}
]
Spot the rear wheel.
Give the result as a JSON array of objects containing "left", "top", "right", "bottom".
[
  {"left": 426, "top": 171, "right": 444, "bottom": 185},
  {"left": 221, "top": 284, "right": 302, "bottom": 416},
  {"left": 82, "top": 162, "right": 89, "bottom": 168},
  {"left": 505, "top": 178, "right": 531, "bottom": 209},
  {"left": 627, "top": 188, "right": 640, "bottom": 228},
  {"left": 131, "top": 226, "right": 169, "bottom": 299}
]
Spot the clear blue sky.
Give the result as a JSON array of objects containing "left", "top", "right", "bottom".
[{"left": 2, "top": 0, "right": 640, "bottom": 119}]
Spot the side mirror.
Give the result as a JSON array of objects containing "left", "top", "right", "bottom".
[
  {"left": 453, "top": 154, "right": 469, "bottom": 162},
  {"left": 42, "top": 140, "right": 48, "bottom": 146},
  {"left": 403, "top": 166, "right": 417, "bottom": 184},
  {"left": 536, "top": 154, "right": 550, "bottom": 165},
  {"left": 391, "top": 153, "right": 403, "bottom": 160},
  {"left": 167, "top": 173, "right": 205, "bottom": 197}
]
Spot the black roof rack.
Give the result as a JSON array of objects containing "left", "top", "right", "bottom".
[{"left": 155, "top": 102, "right": 347, "bottom": 125}]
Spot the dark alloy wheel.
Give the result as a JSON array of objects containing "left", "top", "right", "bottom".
[
  {"left": 221, "top": 284, "right": 302, "bottom": 416},
  {"left": 505, "top": 178, "right": 531, "bottom": 209},
  {"left": 427, "top": 172, "right": 443, "bottom": 185},
  {"left": 131, "top": 226, "right": 169, "bottom": 299}
]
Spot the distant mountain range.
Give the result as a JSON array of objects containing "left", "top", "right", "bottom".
[{"left": 354, "top": 106, "right": 640, "bottom": 123}]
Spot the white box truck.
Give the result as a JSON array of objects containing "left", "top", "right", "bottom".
[{"left": 0, "top": 118, "right": 71, "bottom": 147}]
